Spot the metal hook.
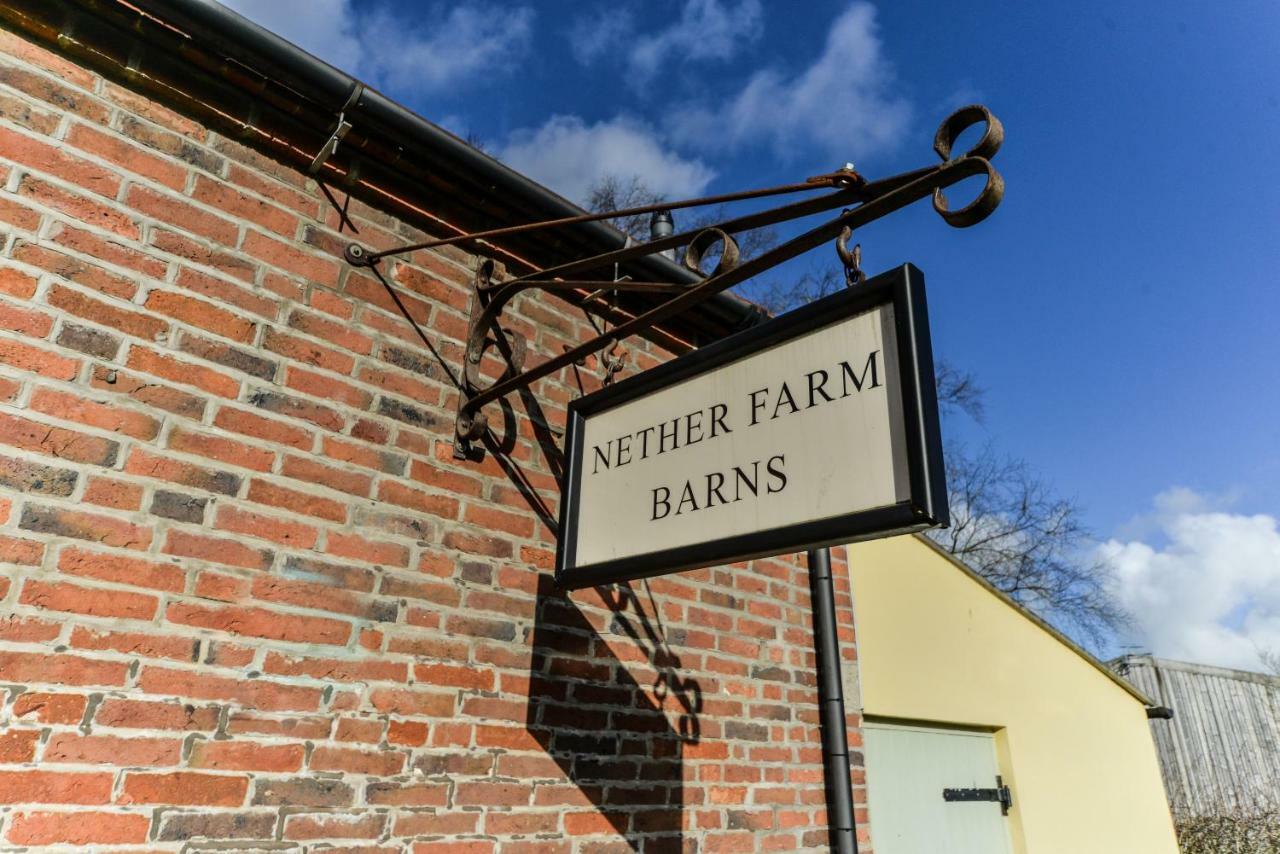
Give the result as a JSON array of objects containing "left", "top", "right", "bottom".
[{"left": 836, "top": 225, "right": 863, "bottom": 287}]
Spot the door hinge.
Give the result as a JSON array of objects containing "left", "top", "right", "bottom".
[{"left": 942, "top": 775, "right": 1013, "bottom": 816}]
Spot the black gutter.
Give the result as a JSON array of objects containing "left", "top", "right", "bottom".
[
  {"left": 122, "top": 0, "right": 764, "bottom": 341},
  {"left": 807, "top": 546, "right": 858, "bottom": 854}
]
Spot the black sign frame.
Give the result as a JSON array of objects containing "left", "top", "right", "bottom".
[{"left": 555, "top": 263, "right": 948, "bottom": 589}]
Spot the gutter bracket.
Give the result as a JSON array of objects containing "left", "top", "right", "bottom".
[{"left": 312, "top": 84, "right": 364, "bottom": 233}]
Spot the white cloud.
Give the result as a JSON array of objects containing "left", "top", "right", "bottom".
[
  {"left": 628, "top": 0, "right": 763, "bottom": 85},
  {"left": 568, "top": 6, "right": 636, "bottom": 66},
  {"left": 1101, "top": 488, "right": 1280, "bottom": 671},
  {"left": 666, "top": 1, "right": 911, "bottom": 160},
  {"left": 568, "top": 0, "right": 761, "bottom": 88},
  {"left": 496, "top": 115, "right": 715, "bottom": 206},
  {"left": 217, "top": 0, "right": 533, "bottom": 95}
]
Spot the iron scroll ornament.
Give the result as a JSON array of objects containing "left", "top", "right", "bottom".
[{"left": 343, "top": 105, "right": 1005, "bottom": 455}]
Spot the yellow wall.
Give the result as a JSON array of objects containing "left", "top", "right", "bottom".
[{"left": 848, "top": 535, "right": 1178, "bottom": 854}]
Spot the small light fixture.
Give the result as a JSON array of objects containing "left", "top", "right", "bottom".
[{"left": 649, "top": 209, "right": 674, "bottom": 241}]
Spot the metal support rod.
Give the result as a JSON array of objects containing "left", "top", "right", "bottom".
[{"left": 807, "top": 546, "right": 858, "bottom": 854}]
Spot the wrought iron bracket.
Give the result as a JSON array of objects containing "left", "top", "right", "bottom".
[{"left": 342, "top": 105, "right": 1006, "bottom": 456}]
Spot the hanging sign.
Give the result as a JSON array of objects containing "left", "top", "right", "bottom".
[{"left": 556, "top": 264, "right": 948, "bottom": 588}]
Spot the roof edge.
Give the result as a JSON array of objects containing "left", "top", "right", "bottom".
[{"left": 910, "top": 533, "right": 1157, "bottom": 708}]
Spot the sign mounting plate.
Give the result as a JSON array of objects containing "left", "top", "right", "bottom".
[{"left": 556, "top": 264, "right": 948, "bottom": 589}]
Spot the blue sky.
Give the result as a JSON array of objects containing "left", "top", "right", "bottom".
[{"left": 222, "top": 0, "right": 1280, "bottom": 667}]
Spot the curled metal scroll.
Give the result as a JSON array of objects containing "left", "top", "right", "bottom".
[
  {"left": 931, "top": 104, "right": 1005, "bottom": 228},
  {"left": 341, "top": 105, "right": 1007, "bottom": 452}
]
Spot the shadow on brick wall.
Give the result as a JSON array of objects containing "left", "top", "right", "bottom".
[{"left": 528, "top": 574, "right": 702, "bottom": 852}]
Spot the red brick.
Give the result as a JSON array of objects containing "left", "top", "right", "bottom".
[
  {"left": 192, "top": 174, "right": 297, "bottom": 235},
  {"left": 194, "top": 570, "right": 250, "bottom": 601},
  {"left": 103, "top": 81, "right": 203, "bottom": 135},
  {"left": 368, "top": 688, "right": 454, "bottom": 718},
  {"left": 228, "top": 163, "right": 317, "bottom": 214},
  {"left": 126, "top": 184, "right": 239, "bottom": 246},
  {"left": 215, "top": 406, "right": 313, "bottom": 450},
  {"left": 244, "top": 230, "right": 339, "bottom": 284},
  {"left": 215, "top": 504, "right": 318, "bottom": 549},
  {"left": 326, "top": 530, "right": 410, "bottom": 568},
  {"left": 465, "top": 503, "right": 536, "bottom": 538},
  {"left": 29, "top": 387, "right": 162, "bottom": 440},
  {"left": 0, "top": 411, "right": 120, "bottom": 467},
  {"left": 0, "top": 651, "right": 127, "bottom": 687},
  {"left": 0, "top": 615, "right": 60, "bottom": 642},
  {"left": 169, "top": 426, "right": 275, "bottom": 472},
  {"left": 282, "top": 454, "right": 372, "bottom": 497},
  {"left": 6, "top": 811, "right": 151, "bottom": 845},
  {"left": 69, "top": 625, "right": 197, "bottom": 661},
  {"left": 288, "top": 308, "right": 373, "bottom": 354},
  {"left": 284, "top": 812, "right": 387, "bottom": 841},
  {"left": 11, "top": 692, "right": 88, "bottom": 725},
  {"left": 18, "top": 174, "right": 139, "bottom": 238},
  {"left": 13, "top": 243, "right": 135, "bottom": 299},
  {"left": 44, "top": 733, "right": 181, "bottom": 766},
  {"left": 127, "top": 345, "right": 240, "bottom": 398},
  {"left": 20, "top": 579, "right": 158, "bottom": 620},
  {"left": 48, "top": 282, "right": 167, "bottom": 340},
  {"left": 0, "top": 730, "right": 40, "bottom": 763},
  {"left": 91, "top": 366, "right": 207, "bottom": 420},
  {"left": 163, "top": 530, "right": 272, "bottom": 570},
  {"left": 0, "top": 299, "right": 53, "bottom": 337},
  {"left": 82, "top": 475, "right": 145, "bottom": 510},
  {"left": 166, "top": 602, "right": 351, "bottom": 646},
  {"left": 0, "top": 267, "right": 38, "bottom": 298},
  {"left": 0, "top": 534, "right": 43, "bottom": 566},
  {"left": 20, "top": 504, "right": 152, "bottom": 550},
  {"left": 119, "top": 771, "right": 249, "bottom": 806},
  {"left": 145, "top": 289, "right": 256, "bottom": 342},
  {"left": 175, "top": 265, "right": 277, "bottom": 316},
  {"left": 415, "top": 663, "right": 496, "bottom": 692},
  {"left": 285, "top": 365, "right": 372, "bottom": 408},
  {"left": 47, "top": 222, "right": 168, "bottom": 279},
  {"left": 247, "top": 479, "right": 346, "bottom": 522},
  {"left": 261, "top": 650, "right": 406, "bottom": 683},
  {"left": 155, "top": 230, "right": 257, "bottom": 282},
  {"left": 309, "top": 745, "right": 405, "bottom": 776},
  {"left": 95, "top": 698, "right": 219, "bottom": 731},
  {"left": 0, "top": 770, "right": 114, "bottom": 804},
  {"left": 263, "top": 326, "right": 355, "bottom": 374},
  {"left": 326, "top": 435, "right": 407, "bottom": 475},
  {"left": 67, "top": 122, "right": 187, "bottom": 190},
  {"left": 378, "top": 481, "right": 460, "bottom": 519},
  {"left": 189, "top": 740, "right": 305, "bottom": 773},
  {"left": 387, "top": 720, "right": 431, "bottom": 747},
  {"left": 0, "top": 126, "right": 118, "bottom": 196},
  {"left": 125, "top": 448, "right": 240, "bottom": 496},
  {"left": 0, "top": 337, "right": 79, "bottom": 380}
]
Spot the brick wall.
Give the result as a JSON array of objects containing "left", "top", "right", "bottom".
[{"left": 0, "top": 26, "right": 869, "bottom": 853}]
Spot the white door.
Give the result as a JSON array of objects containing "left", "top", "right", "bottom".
[{"left": 864, "top": 722, "right": 1014, "bottom": 854}]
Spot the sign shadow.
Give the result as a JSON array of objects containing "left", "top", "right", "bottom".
[{"left": 527, "top": 575, "right": 702, "bottom": 852}]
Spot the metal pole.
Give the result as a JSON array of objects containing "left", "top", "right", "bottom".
[{"left": 807, "top": 546, "right": 858, "bottom": 854}]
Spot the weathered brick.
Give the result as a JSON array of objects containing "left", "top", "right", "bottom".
[
  {"left": 0, "top": 298, "right": 53, "bottom": 337},
  {"left": 43, "top": 733, "right": 181, "bottom": 766},
  {"left": 127, "top": 345, "right": 241, "bottom": 398},
  {"left": 20, "top": 579, "right": 159, "bottom": 620},
  {"left": 70, "top": 625, "right": 198, "bottom": 661},
  {"left": 18, "top": 173, "right": 139, "bottom": 238},
  {"left": 252, "top": 776, "right": 353, "bottom": 807},
  {"left": 0, "top": 730, "right": 40, "bottom": 763},
  {"left": 193, "top": 174, "right": 297, "bottom": 236},
  {"left": 95, "top": 698, "right": 220, "bottom": 731},
  {"left": 149, "top": 489, "right": 208, "bottom": 523},
  {"left": 247, "top": 479, "right": 346, "bottom": 522},
  {"left": 0, "top": 127, "right": 118, "bottom": 195},
  {"left": 48, "top": 282, "right": 167, "bottom": 341},
  {"left": 126, "top": 184, "right": 239, "bottom": 246},
  {"left": 126, "top": 448, "right": 240, "bottom": 495},
  {"left": 13, "top": 242, "right": 135, "bottom": 299},
  {"left": 248, "top": 387, "right": 344, "bottom": 431},
  {"left": 189, "top": 740, "right": 305, "bottom": 773},
  {"left": 66, "top": 121, "right": 187, "bottom": 189},
  {"left": 168, "top": 426, "right": 275, "bottom": 472},
  {"left": 215, "top": 505, "right": 319, "bottom": 549},
  {"left": 29, "top": 386, "right": 161, "bottom": 439},
  {"left": 91, "top": 366, "right": 207, "bottom": 420},
  {"left": 145, "top": 289, "right": 256, "bottom": 342},
  {"left": 155, "top": 810, "right": 278, "bottom": 841},
  {"left": 0, "top": 337, "right": 80, "bottom": 380},
  {"left": 166, "top": 602, "right": 350, "bottom": 646},
  {"left": 284, "top": 811, "right": 387, "bottom": 841},
  {"left": 56, "top": 322, "right": 120, "bottom": 359},
  {"left": 178, "top": 330, "right": 278, "bottom": 380},
  {"left": 119, "top": 771, "right": 249, "bottom": 806},
  {"left": 0, "top": 453, "right": 78, "bottom": 496},
  {"left": 47, "top": 221, "right": 168, "bottom": 279},
  {"left": 11, "top": 692, "right": 88, "bottom": 725},
  {"left": 20, "top": 504, "right": 152, "bottom": 549},
  {"left": 0, "top": 651, "right": 127, "bottom": 686},
  {"left": 138, "top": 667, "right": 323, "bottom": 713},
  {"left": 163, "top": 530, "right": 272, "bottom": 570},
  {"left": 0, "top": 771, "right": 113, "bottom": 804},
  {"left": 244, "top": 230, "right": 339, "bottom": 283}
]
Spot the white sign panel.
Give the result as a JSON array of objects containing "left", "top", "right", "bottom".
[{"left": 556, "top": 265, "right": 947, "bottom": 588}]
